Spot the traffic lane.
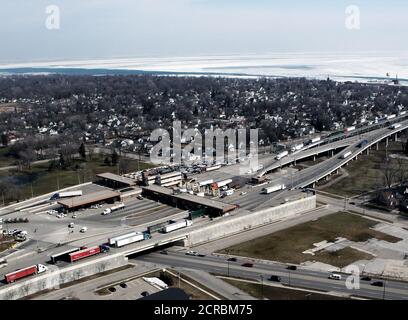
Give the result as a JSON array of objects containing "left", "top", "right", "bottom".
[
  {"left": 157, "top": 251, "right": 408, "bottom": 290},
  {"left": 136, "top": 254, "right": 408, "bottom": 299}
]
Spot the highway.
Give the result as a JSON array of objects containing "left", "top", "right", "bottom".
[
  {"left": 264, "top": 119, "right": 408, "bottom": 189},
  {"left": 135, "top": 251, "right": 408, "bottom": 300}
]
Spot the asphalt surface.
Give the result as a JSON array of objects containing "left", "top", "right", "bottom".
[{"left": 135, "top": 251, "right": 408, "bottom": 300}]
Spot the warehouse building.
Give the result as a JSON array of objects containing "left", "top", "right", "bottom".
[
  {"left": 96, "top": 172, "right": 137, "bottom": 189},
  {"left": 58, "top": 190, "right": 121, "bottom": 211},
  {"left": 142, "top": 185, "right": 237, "bottom": 216}
]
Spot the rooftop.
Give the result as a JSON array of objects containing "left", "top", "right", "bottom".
[
  {"left": 58, "top": 190, "right": 120, "bottom": 208},
  {"left": 143, "top": 185, "right": 237, "bottom": 213},
  {"left": 96, "top": 172, "right": 137, "bottom": 186}
]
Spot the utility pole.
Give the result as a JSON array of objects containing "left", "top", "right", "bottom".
[
  {"left": 383, "top": 280, "right": 386, "bottom": 300},
  {"left": 227, "top": 250, "right": 230, "bottom": 277},
  {"left": 260, "top": 275, "right": 264, "bottom": 300}
]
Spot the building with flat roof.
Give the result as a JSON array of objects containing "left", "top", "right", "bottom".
[
  {"left": 142, "top": 185, "right": 237, "bottom": 215},
  {"left": 58, "top": 190, "right": 121, "bottom": 211},
  {"left": 96, "top": 172, "right": 137, "bottom": 189}
]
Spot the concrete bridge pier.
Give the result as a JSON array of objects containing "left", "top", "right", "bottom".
[
  {"left": 313, "top": 155, "right": 316, "bottom": 162},
  {"left": 366, "top": 148, "right": 370, "bottom": 155},
  {"left": 376, "top": 143, "right": 379, "bottom": 151},
  {"left": 395, "top": 133, "right": 398, "bottom": 142},
  {"left": 385, "top": 137, "right": 389, "bottom": 147}
]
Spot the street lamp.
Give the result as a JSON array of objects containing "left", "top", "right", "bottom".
[
  {"left": 227, "top": 250, "right": 230, "bottom": 277},
  {"left": 260, "top": 275, "right": 264, "bottom": 300},
  {"left": 383, "top": 280, "right": 387, "bottom": 300}
]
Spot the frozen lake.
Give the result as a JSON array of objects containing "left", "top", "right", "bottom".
[{"left": 1, "top": 52, "right": 407, "bottom": 84}]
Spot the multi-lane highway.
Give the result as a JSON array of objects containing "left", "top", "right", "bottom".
[{"left": 136, "top": 251, "right": 408, "bottom": 300}]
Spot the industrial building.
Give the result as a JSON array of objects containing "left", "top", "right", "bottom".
[
  {"left": 156, "top": 171, "right": 182, "bottom": 187},
  {"left": 58, "top": 190, "right": 121, "bottom": 211},
  {"left": 96, "top": 172, "right": 137, "bottom": 189},
  {"left": 142, "top": 185, "right": 237, "bottom": 216}
]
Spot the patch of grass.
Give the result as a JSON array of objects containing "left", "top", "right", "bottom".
[
  {"left": 314, "top": 247, "right": 373, "bottom": 268},
  {"left": 0, "top": 236, "right": 16, "bottom": 252},
  {"left": 223, "top": 278, "right": 347, "bottom": 300},
  {"left": 319, "top": 141, "right": 408, "bottom": 197},
  {"left": 0, "top": 155, "right": 155, "bottom": 203},
  {"left": 219, "top": 212, "right": 401, "bottom": 267}
]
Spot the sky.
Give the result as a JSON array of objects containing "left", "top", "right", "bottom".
[{"left": 0, "top": 0, "right": 407, "bottom": 63}]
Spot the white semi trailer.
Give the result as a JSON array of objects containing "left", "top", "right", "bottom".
[
  {"left": 262, "top": 184, "right": 286, "bottom": 194},
  {"left": 163, "top": 219, "right": 193, "bottom": 233}
]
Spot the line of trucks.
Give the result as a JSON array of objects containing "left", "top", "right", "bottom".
[{"left": 2, "top": 218, "right": 193, "bottom": 284}]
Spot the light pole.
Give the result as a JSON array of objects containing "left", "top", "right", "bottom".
[
  {"left": 227, "top": 250, "right": 230, "bottom": 277},
  {"left": 260, "top": 275, "right": 264, "bottom": 300},
  {"left": 383, "top": 280, "right": 387, "bottom": 300}
]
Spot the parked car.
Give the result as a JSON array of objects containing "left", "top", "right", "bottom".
[{"left": 269, "top": 275, "right": 281, "bottom": 282}]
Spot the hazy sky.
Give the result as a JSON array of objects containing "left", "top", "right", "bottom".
[{"left": 0, "top": 0, "right": 407, "bottom": 63}]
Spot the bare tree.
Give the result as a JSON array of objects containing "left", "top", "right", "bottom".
[{"left": 381, "top": 159, "right": 397, "bottom": 189}]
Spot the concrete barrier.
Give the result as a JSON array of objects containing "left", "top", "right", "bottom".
[
  {"left": 0, "top": 253, "right": 127, "bottom": 300},
  {"left": 185, "top": 195, "right": 316, "bottom": 246}
]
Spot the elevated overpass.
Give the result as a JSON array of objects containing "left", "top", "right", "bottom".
[{"left": 282, "top": 120, "right": 408, "bottom": 189}]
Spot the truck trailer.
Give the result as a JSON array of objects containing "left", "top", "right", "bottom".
[
  {"left": 68, "top": 246, "right": 108, "bottom": 263},
  {"left": 103, "top": 203, "right": 125, "bottom": 215},
  {"left": 50, "top": 190, "right": 83, "bottom": 200},
  {"left": 275, "top": 151, "right": 289, "bottom": 160},
  {"left": 114, "top": 232, "right": 151, "bottom": 248},
  {"left": 163, "top": 219, "right": 193, "bottom": 233},
  {"left": 262, "top": 184, "right": 286, "bottom": 194},
  {"left": 108, "top": 232, "right": 137, "bottom": 246},
  {"left": 341, "top": 151, "right": 352, "bottom": 159},
  {"left": 4, "top": 264, "right": 48, "bottom": 283}
]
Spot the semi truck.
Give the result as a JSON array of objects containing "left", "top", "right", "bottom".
[
  {"left": 68, "top": 245, "right": 109, "bottom": 263},
  {"left": 50, "top": 190, "right": 83, "bottom": 200},
  {"left": 4, "top": 264, "right": 48, "bottom": 283},
  {"left": 344, "top": 126, "right": 356, "bottom": 133},
  {"left": 341, "top": 151, "right": 352, "bottom": 159},
  {"left": 109, "top": 232, "right": 137, "bottom": 246},
  {"left": 50, "top": 247, "right": 81, "bottom": 264},
  {"left": 290, "top": 144, "right": 304, "bottom": 152},
  {"left": 390, "top": 123, "right": 401, "bottom": 130},
  {"left": 163, "top": 219, "right": 193, "bottom": 233},
  {"left": 205, "top": 165, "right": 222, "bottom": 172},
  {"left": 309, "top": 136, "right": 321, "bottom": 144},
  {"left": 262, "top": 184, "right": 286, "bottom": 194},
  {"left": 275, "top": 151, "right": 289, "bottom": 160},
  {"left": 103, "top": 203, "right": 125, "bottom": 215},
  {"left": 114, "top": 232, "right": 151, "bottom": 248}
]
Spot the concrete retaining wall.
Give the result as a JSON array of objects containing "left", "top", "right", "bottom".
[
  {"left": 186, "top": 195, "right": 316, "bottom": 246},
  {"left": 0, "top": 253, "right": 127, "bottom": 300}
]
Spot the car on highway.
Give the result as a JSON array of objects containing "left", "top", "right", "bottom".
[
  {"left": 241, "top": 262, "right": 254, "bottom": 268},
  {"left": 80, "top": 227, "right": 88, "bottom": 233},
  {"left": 286, "top": 265, "right": 297, "bottom": 271},
  {"left": 72, "top": 214, "right": 77, "bottom": 219},
  {"left": 371, "top": 281, "right": 384, "bottom": 287},
  {"left": 160, "top": 250, "right": 168, "bottom": 255},
  {"left": 240, "top": 191, "right": 247, "bottom": 196},
  {"left": 185, "top": 250, "right": 199, "bottom": 256},
  {"left": 269, "top": 275, "right": 281, "bottom": 282},
  {"left": 137, "top": 195, "right": 144, "bottom": 200},
  {"left": 360, "top": 276, "right": 372, "bottom": 281},
  {"left": 108, "top": 287, "right": 116, "bottom": 293},
  {"left": 119, "top": 283, "right": 128, "bottom": 288},
  {"left": 68, "top": 223, "right": 75, "bottom": 228},
  {"left": 141, "top": 291, "right": 150, "bottom": 297},
  {"left": 227, "top": 257, "right": 237, "bottom": 262},
  {"left": 328, "top": 273, "right": 342, "bottom": 280}
]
